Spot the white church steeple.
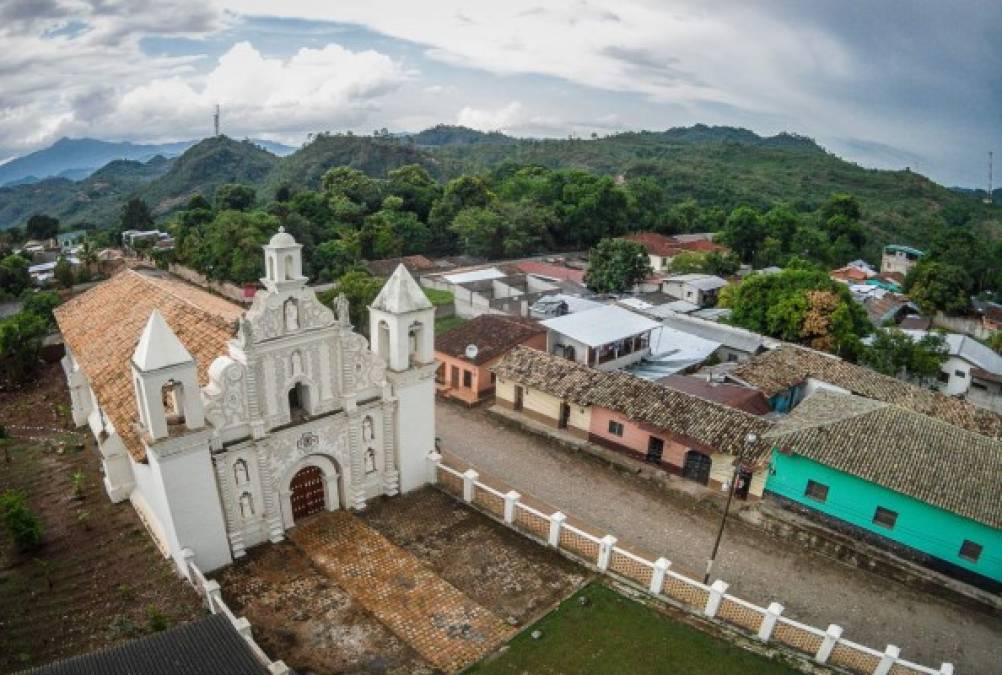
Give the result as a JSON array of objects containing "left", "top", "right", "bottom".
[
  {"left": 368, "top": 263, "right": 434, "bottom": 371},
  {"left": 261, "top": 226, "right": 307, "bottom": 292},
  {"left": 131, "top": 310, "right": 205, "bottom": 441}
]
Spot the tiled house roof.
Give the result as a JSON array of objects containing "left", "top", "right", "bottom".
[
  {"left": 765, "top": 390, "right": 1002, "bottom": 529},
  {"left": 435, "top": 314, "right": 545, "bottom": 365},
  {"left": 492, "top": 346, "right": 773, "bottom": 462},
  {"left": 729, "top": 345, "right": 1002, "bottom": 438},
  {"left": 622, "top": 232, "right": 729, "bottom": 258},
  {"left": 54, "top": 270, "right": 242, "bottom": 461}
]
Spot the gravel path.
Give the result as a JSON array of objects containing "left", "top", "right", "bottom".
[{"left": 437, "top": 403, "right": 1002, "bottom": 674}]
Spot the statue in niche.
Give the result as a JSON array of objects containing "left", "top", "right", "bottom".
[
  {"left": 364, "top": 448, "right": 377, "bottom": 474},
  {"left": 290, "top": 350, "right": 303, "bottom": 376},
  {"left": 284, "top": 298, "right": 299, "bottom": 331},
  {"left": 361, "top": 415, "right": 374, "bottom": 442},
  {"left": 239, "top": 492, "right": 255, "bottom": 519},
  {"left": 334, "top": 294, "right": 349, "bottom": 326}
]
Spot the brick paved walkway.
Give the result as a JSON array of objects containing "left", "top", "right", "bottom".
[{"left": 288, "top": 511, "right": 515, "bottom": 673}]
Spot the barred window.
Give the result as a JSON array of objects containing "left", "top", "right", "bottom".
[
  {"left": 872, "top": 506, "right": 898, "bottom": 529},
  {"left": 804, "top": 480, "right": 829, "bottom": 503}
]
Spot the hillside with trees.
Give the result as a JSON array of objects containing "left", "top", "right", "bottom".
[{"left": 2, "top": 125, "right": 1000, "bottom": 271}]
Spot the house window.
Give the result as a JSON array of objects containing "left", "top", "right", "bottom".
[
  {"left": 490, "top": 372, "right": 496, "bottom": 384},
  {"left": 872, "top": 506, "right": 898, "bottom": 529},
  {"left": 971, "top": 382, "right": 987, "bottom": 391},
  {"left": 463, "top": 370, "right": 473, "bottom": 388},
  {"left": 954, "top": 370, "right": 966, "bottom": 378},
  {"left": 727, "top": 353, "right": 738, "bottom": 363},
  {"left": 937, "top": 371, "right": 950, "bottom": 383},
  {"left": 959, "top": 539, "right": 982, "bottom": 563},
  {"left": 804, "top": 480, "right": 829, "bottom": 503},
  {"left": 608, "top": 420, "right": 624, "bottom": 437}
]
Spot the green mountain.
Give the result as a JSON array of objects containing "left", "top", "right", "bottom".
[
  {"left": 1, "top": 125, "right": 999, "bottom": 255},
  {"left": 0, "top": 155, "right": 171, "bottom": 229},
  {"left": 138, "top": 136, "right": 279, "bottom": 214}
]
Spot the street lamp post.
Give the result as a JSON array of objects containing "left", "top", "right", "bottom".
[{"left": 703, "top": 431, "right": 758, "bottom": 585}]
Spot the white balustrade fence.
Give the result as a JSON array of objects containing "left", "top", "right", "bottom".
[
  {"left": 181, "top": 549, "right": 290, "bottom": 675},
  {"left": 428, "top": 452, "right": 953, "bottom": 675}
]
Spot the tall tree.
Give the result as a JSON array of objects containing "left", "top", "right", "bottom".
[
  {"left": 214, "top": 183, "right": 257, "bottom": 212},
  {"left": 25, "top": 214, "right": 59, "bottom": 241},
  {"left": 862, "top": 328, "right": 948, "bottom": 385},
  {"left": 119, "top": 198, "right": 154, "bottom": 235},
  {"left": 584, "top": 238, "right": 652, "bottom": 293},
  {"left": 53, "top": 257, "right": 75, "bottom": 289},
  {"left": 719, "top": 206, "right": 765, "bottom": 263},
  {"left": 903, "top": 261, "right": 971, "bottom": 315}
]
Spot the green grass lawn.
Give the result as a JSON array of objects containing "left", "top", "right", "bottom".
[
  {"left": 424, "top": 287, "right": 454, "bottom": 306},
  {"left": 435, "top": 314, "right": 467, "bottom": 334},
  {"left": 469, "top": 583, "right": 797, "bottom": 675}
]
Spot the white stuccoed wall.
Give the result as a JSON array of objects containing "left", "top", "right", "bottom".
[{"left": 393, "top": 372, "right": 437, "bottom": 493}]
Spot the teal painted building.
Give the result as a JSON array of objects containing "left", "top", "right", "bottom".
[
  {"left": 767, "top": 449, "right": 1002, "bottom": 588},
  {"left": 764, "top": 389, "right": 1002, "bottom": 592}
]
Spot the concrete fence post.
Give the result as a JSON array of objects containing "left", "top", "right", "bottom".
[
  {"left": 202, "top": 579, "right": 222, "bottom": 614},
  {"left": 180, "top": 547, "right": 195, "bottom": 582},
  {"left": 426, "top": 451, "right": 442, "bottom": 484},
  {"left": 704, "top": 580, "right": 729, "bottom": 618},
  {"left": 268, "top": 661, "right": 291, "bottom": 674},
  {"left": 233, "top": 617, "right": 253, "bottom": 641},
  {"left": 650, "top": 557, "right": 670, "bottom": 594},
  {"left": 815, "top": 624, "right": 843, "bottom": 664},
  {"left": 462, "top": 469, "right": 479, "bottom": 503},
  {"left": 548, "top": 512, "right": 566, "bottom": 547},
  {"left": 874, "top": 645, "right": 900, "bottom": 675},
  {"left": 939, "top": 664, "right": 954, "bottom": 675},
  {"left": 758, "top": 602, "right": 784, "bottom": 642},
  {"left": 597, "top": 535, "right": 617, "bottom": 571},
  {"left": 503, "top": 490, "right": 521, "bottom": 524}
]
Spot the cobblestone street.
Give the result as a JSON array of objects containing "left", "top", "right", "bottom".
[{"left": 437, "top": 402, "right": 1002, "bottom": 674}]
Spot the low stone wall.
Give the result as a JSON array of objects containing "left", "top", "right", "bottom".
[
  {"left": 429, "top": 454, "right": 952, "bottom": 675},
  {"left": 169, "top": 263, "right": 252, "bottom": 305}
]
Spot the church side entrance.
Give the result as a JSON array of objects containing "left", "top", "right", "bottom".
[{"left": 290, "top": 465, "right": 326, "bottom": 521}]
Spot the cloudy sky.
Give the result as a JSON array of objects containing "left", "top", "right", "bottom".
[{"left": 1, "top": 0, "right": 999, "bottom": 187}]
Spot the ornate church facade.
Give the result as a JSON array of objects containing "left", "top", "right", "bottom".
[{"left": 55, "top": 230, "right": 436, "bottom": 574}]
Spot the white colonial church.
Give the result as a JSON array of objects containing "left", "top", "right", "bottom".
[{"left": 55, "top": 229, "right": 437, "bottom": 574}]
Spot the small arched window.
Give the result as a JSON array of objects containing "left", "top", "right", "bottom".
[
  {"left": 239, "top": 492, "right": 255, "bottom": 519},
  {"left": 161, "top": 379, "right": 184, "bottom": 425},
  {"left": 234, "top": 459, "right": 250, "bottom": 485},
  {"left": 364, "top": 448, "right": 377, "bottom": 474}
]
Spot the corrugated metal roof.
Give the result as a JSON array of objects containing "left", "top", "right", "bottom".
[
  {"left": 24, "top": 614, "right": 266, "bottom": 675},
  {"left": 540, "top": 305, "right": 660, "bottom": 347},
  {"left": 442, "top": 267, "right": 507, "bottom": 284}
]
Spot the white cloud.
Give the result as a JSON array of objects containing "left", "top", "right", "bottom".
[
  {"left": 107, "top": 42, "right": 409, "bottom": 138},
  {"left": 456, "top": 102, "right": 525, "bottom": 132}
]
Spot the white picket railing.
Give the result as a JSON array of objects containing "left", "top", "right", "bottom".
[
  {"left": 181, "top": 549, "right": 290, "bottom": 675},
  {"left": 429, "top": 452, "right": 952, "bottom": 675}
]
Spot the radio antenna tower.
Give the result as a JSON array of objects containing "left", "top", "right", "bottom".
[{"left": 213, "top": 104, "right": 220, "bottom": 137}]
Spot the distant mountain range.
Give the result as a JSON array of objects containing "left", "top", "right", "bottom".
[
  {"left": 0, "top": 125, "right": 998, "bottom": 259},
  {"left": 0, "top": 137, "right": 295, "bottom": 188}
]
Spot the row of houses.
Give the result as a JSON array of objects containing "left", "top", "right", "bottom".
[{"left": 488, "top": 343, "right": 1002, "bottom": 591}]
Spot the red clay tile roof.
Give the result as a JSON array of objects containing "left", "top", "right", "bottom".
[
  {"left": 436, "top": 315, "right": 545, "bottom": 365},
  {"left": 54, "top": 269, "right": 242, "bottom": 461},
  {"left": 829, "top": 266, "right": 871, "bottom": 282},
  {"left": 493, "top": 346, "right": 773, "bottom": 462},
  {"left": 730, "top": 345, "right": 1002, "bottom": 438},
  {"left": 514, "top": 261, "right": 586, "bottom": 283},
  {"left": 622, "top": 232, "right": 728, "bottom": 258}
]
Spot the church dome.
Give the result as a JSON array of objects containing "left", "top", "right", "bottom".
[{"left": 269, "top": 226, "right": 296, "bottom": 247}]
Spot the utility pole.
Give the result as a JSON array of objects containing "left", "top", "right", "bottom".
[
  {"left": 704, "top": 432, "right": 758, "bottom": 584},
  {"left": 214, "top": 104, "right": 220, "bottom": 137}
]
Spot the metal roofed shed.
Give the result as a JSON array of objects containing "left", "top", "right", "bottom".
[
  {"left": 627, "top": 326, "right": 721, "bottom": 380},
  {"left": 541, "top": 305, "right": 660, "bottom": 348},
  {"left": 441, "top": 267, "right": 508, "bottom": 284}
]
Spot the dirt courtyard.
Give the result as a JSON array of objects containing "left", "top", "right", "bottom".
[{"left": 218, "top": 488, "right": 585, "bottom": 674}]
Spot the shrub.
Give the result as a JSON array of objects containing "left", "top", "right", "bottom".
[
  {"left": 146, "top": 604, "right": 169, "bottom": 632},
  {"left": 0, "top": 490, "right": 44, "bottom": 550}
]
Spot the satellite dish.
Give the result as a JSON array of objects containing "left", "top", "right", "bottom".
[{"left": 465, "top": 344, "right": 479, "bottom": 359}]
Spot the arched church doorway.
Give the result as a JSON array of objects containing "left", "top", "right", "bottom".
[{"left": 290, "top": 465, "right": 326, "bottom": 521}]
